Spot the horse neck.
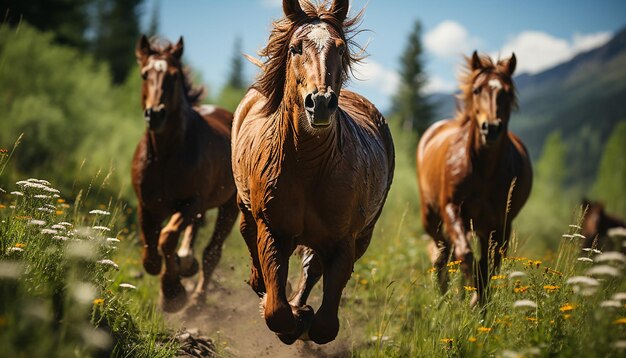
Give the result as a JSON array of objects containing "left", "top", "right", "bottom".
[
  {"left": 281, "top": 89, "right": 339, "bottom": 175},
  {"left": 465, "top": 114, "right": 509, "bottom": 177}
]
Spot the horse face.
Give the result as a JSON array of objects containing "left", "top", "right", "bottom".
[
  {"left": 136, "top": 35, "right": 184, "bottom": 132},
  {"left": 470, "top": 52, "right": 516, "bottom": 146},
  {"left": 285, "top": 2, "right": 348, "bottom": 128}
]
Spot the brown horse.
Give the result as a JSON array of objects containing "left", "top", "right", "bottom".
[
  {"left": 132, "top": 35, "right": 238, "bottom": 312},
  {"left": 581, "top": 198, "right": 626, "bottom": 252},
  {"left": 232, "top": 0, "right": 394, "bottom": 345},
  {"left": 417, "top": 52, "right": 532, "bottom": 306}
]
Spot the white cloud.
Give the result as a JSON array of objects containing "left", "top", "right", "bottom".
[
  {"left": 495, "top": 31, "right": 611, "bottom": 74},
  {"left": 424, "top": 76, "right": 456, "bottom": 94},
  {"left": 424, "top": 20, "right": 482, "bottom": 59},
  {"left": 351, "top": 59, "right": 399, "bottom": 96}
]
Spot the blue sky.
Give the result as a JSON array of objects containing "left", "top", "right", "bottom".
[{"left": 141, "top": 0, "right": 626, "bottom": 111}]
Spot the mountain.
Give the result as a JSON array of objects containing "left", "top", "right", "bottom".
[{"left": 430, "top": 27, "right": 626, "bottom": 187}]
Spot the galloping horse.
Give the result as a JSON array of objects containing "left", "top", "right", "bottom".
[
  {"left": 132, "top": 36, "right": 238, "bottom": 312},
  {"left": 232, "top": 0, "right": 394, "bottom": 344},
  {"left": 581, "top": 198, "right": 626, "bottom": 252},
  {"left": 417, "top": 52, "right": 532, "bottom": 305}
]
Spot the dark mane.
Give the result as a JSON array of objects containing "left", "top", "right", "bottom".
[
  {"left": 455, "top": 53, "right": 518, "bottom": 123},
  {"left": 254, "top": 0, "right": 365, "bottom": 116},
  {"left": 148, "top": 37, "right": 205, "bottom": 106}
]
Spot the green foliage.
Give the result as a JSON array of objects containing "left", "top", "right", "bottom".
[
  {"left": 593, "top": 120, "right": 626, "bottom": 218},
  {"left": 227, "top": 37, "right": 246, "bottom": 90},
  {"left": 390, "top": 20, "right": 434, "bottom": 138}
]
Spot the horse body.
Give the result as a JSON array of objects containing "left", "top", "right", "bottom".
[
  {"left": 232, "top": 0, "right": 394, "bottom": 345},
  {"left": 417, "top": 52, "right": 531, "bottom": 305},
  {"left": 581, "top": 199, "right": 626, "bottom": 252},
  {"left": 132, "top": 36, "right": 238, "bottom": 313}
]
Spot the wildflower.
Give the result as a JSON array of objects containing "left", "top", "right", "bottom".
[
  {"left": 559, "top": 303, "right": 575, "bottom": 312},
  {"left": 545, "top": 268, "right": 563, "bottom": 276},
  {"left": 508, "top": 271, "right": 526, "bottom": 279},
  {"left": 57, "top": 222, "right": 73, "bottom": 227},
  {"left": 491, "top": 275, "right": 506, "bottom": 280},
  {"left": 613, "top": 318, "right": 626, "bottom": 325},
  {"left": 92, "top": 226, "right": 111, "bottom": 232},
  {"left": 7, "top": 247, "right": 23, "bottom": 253},
  {"left": 10, "top": 191, "right": 24, "bottom": 196},
  {"left": 468, "top": 337, "right": 477, "bottom": 343},
  {"left": 106, "top": 238, "right": 121, "bottom": 243},
  {"left": 525, "top": 260, "right": 542, "bottom": 268},
  {"left": 34, "top": 194, "right": 51, "bottom": 199},
  {"left": 447, "top": 260, "right": 462, "bottom": 267},
  {"left": 477, "top": 326, "right": 492, "bottom": 333},
  {"left": 57, "top": 198, "right": 65, "bottom": 203},
  {"left": 14, "top": 243, "right": 25, "bottom": 248},
  {"left": 612, "top": 340, "right": 626, "bottom": 349},
  {"left": 526, "top": 317, "right": 538, "bottom": 323},
  {"left": 612, "top": 292, "right": 626, "bottom": 301},
  {"left": 27, "top": 178, "right": 51, "bottom": 186},
  {"left": 119, "top": 283, "right": 137, "bottom": 290},
  {"left": 440, "top": 338, "right": 454, "bottom": 344},
  {"left": 562, "top": 234, "right": 574, "bottom": 239},
  {"left": 427, "top": 267, "right": 436, "bottom": 273},
  {"left": 0, "top": 204, "right": 5, "bottom": 209},
  {"left": 41, "top": 229, "right": 59, "bottom": 235},
  {"left": 97, "top": 259, "right": 119, "bottom": 270},
  {"left": 595, "top": 251, "right": 626, "bottom": 264},
  {"left": 93, "top": 298, "right": 104, "bottom": 305},
  {"left": 513, "top": 300, "right": 537, "bottom": 309},
  {"left": 543, "top": 285, "right": 560, "bottom": 292},
  {"left": 586, "top": 265, "right": 620, "bottom": 277},
  {"left": 89, "top": 209, "right": 111, "bottom": 216},
  {"left": 448, "top": 268, "right": 459, "bottom": 274},
  {"left": 569, "top": 224, "right": 582, "bottom": 230},
  {"left": 577, "top": 257, "right": 593, "bottom": 263},
  {"left": 582, "top": 248, "right": 602, "bottom": 254},
  {"left": 359, "top": 279, "right": 368, "bottom": 285},
  {"left": 464, "top": 286, "right": 477, "bottom": 292},
  {"left": 572, "top": 233, "right": 586, "bottom": 239},
  {"left": 37, "top": 207, "right": 55, "bottom": 213},
  {"left": 600, "top": 300, "right": 622, "bottom": 308},
  {"left": 53, "top": 235, "right": 70, "bottom": 241},
  {"left": 566, "top": 276, "right": 600, "bottom": 286},
  {"left": 514, "top": 285, "right": 530, "bottom": 293},
  {"left": 562, "top": 314, "right": 571, "bottom": 320}
]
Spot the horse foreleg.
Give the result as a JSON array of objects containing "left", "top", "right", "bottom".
[
  {"left": 191, "top": 196, "right": 239, "bottom": 305},
  {"left": 138, "top": 206, "right": 163, "bottom": 275},
  {"left": 177, "top": 223, "right": 200, "bottom": 277},
  {"left": 308, "top": 239, "right": 355, "bottom": 345},
  {"left": 289, "top": 247, "right": 323, "bottom": 308},
  {"left": 238, "top": 200, "right": 265, "bottom": 296},
  {"left": 444, "top": 204, "right": 475, "bottom": 289},
  {"left": 158, "top": 212, "right": 192, "bottom": 313}
]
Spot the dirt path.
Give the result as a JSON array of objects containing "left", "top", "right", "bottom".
[{"left": 167, "top": 269, "right": 355, "bottom": 358}]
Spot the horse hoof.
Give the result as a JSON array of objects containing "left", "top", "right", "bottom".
[
  {"left": 308, "top": 315, "right": 339, "bottom": 345},
  {"left": 178, "top": 256, "right": 199, "bottom": 277},
  {"left": 142, "top": 252, "right": 162, "bottom": 275},
  {"left": 160, "top": 281, "right": 188, "bottom": 313}
]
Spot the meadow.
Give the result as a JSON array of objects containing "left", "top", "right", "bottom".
[{"left": 1, "top": 21, "right": 626, "bottom": 358}]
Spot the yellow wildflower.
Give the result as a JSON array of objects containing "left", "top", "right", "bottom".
[
  {"left": 56, "top": 210, "right": 64, "bottom": 216},
  {"left": 93, "top": 298, "right": 104, "bottom": 305},
  {"left": 560, "top": 303, "right": 575, "bottom": 312},
  {"left": 464, "top": 286, "right": 477, "bottom": 291},
  {"left": 545, "top": 267, "right": 563, "bottom": 276},
  {"left": 440, "top": 338, "right": 454, "bottom": 344},
  {"left": 427, "top": 267, "right": 436, "bottom": 273},
  {"left": 477, "top": 326, "right": 492, "bottom": 333},
  {"left": 14, "top": 243, "right": 25, "bottom": 248},
  {"left": 491, "top": 275, "right": 506, "bottom": 280},
  {"left": 562, "top": 314, "right": 571, "bottom": 320},
  {"left": 526, "top": 316, "right": 538, "bottom": 323},
  {"left": 448, "top": 268, "right": 459, "bottom": 274},
  {"left": 468, "top": 337, "right": 477, "bottom": 343},
  {"left": 57, "top": 198, "right": 65, "bottom": 203},
  {"left": 514, "top": 285, "right": 530, "bottom": 293},
  {"left": 0, "top": 204, "right": 6, "bottom": 209},
  {"left": 525, "top": 260, "right": 542, "bottom": 268},
  {"left": 543, "top": 285, "right": 560, "bottom": 292},
  {"left": 447, "top": 260, "right": 462, "bottom": 267},
  {"left": 613, "top": 317, "right": 626, "bottom": 325},
  {"left": 359, "top": 279, "right": 368, "bottom": 285}
]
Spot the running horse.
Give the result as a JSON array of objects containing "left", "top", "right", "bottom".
[
  {"left": 133, "top": 35, "right": 238, "bottom": 312},
  {"left": 417, "top": 52, "right": 532, "bottom": 306},
  {"left": 232, "top": 0, "right": 394, "bottom": 344},
  {"left": 581, "top": 198, "right": 626, "bottom": 252}
]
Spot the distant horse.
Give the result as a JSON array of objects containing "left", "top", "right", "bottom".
[
  {"left": 232, "top": 0, "right": 394, "bottom": 344},
  {"left": 417, "top": 52, "right": 532, "bottom": 305},
  {"left": 132, "top": 35, "right": 238, "bottom": 312},
  {"left": 581, "top": 198, "right": 626, "bottom": 252}
]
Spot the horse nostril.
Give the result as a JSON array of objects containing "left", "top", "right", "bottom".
[
  {"left": 327, "top": 93, "right": 338, "bottom": 112},
  {"left": 304, "top": 93, "right": 315, "bottom": 112},
  {"left": 481, "top": 121, "right": 488, "bottom": 131}
]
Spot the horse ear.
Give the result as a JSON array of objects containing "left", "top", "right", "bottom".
[
  {"left": 470, "top": 50, "right": 482, "bottom": 71},
  {"left": 330, "top": 0, "right": 349, "bottom": 22},
  {"left": 504, "top": 53, "right": 517, "bottom": 76},
  {"left": 172, "top": 36, "right": 184, "bottom": 59},
  {"left": 283, "top": 0, "right": 305, "bottom": 21},
  {"left": 136, "top": 35, "right": 151, "bottom": 62}
]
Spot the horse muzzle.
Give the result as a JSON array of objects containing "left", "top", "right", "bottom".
[
  {"left": 304, "top": 90, "right": 339, "bottom": 128},
  {"left": 480, "top": 120, "right": 503, "bottom": 144},
  {"left": 144, "top": 104, "right": 166, "bottom": 131}
]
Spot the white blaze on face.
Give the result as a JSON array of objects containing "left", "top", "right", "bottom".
[
  {"left": 488, "top": 79, "right": 503, "bottom": 90},
  {"left": 143, "top": 58, "right": 168, "bottom": 74},
  {"left": 307, "top": 22, "right": 331, "bottom": 53}
]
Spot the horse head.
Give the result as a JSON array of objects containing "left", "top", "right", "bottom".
[
  {"left": 135, "top": 35, "right": 185, "bottom": 132},
  {"left": 465, "top": 51, "right": 517, "bottom": 146}
]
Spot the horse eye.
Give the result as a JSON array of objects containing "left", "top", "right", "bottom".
[
  {"left": 289, "top": 43, "right": 302, "bottom": 56},
  {"left": 472, "top": 87, "right": 481, "bottom": 95},
  {"left": 338, "top": 46, "right": 345, "bottom": 56}
]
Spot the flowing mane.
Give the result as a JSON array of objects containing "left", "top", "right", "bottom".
[
  {"left": 455, "top": 53, "right": 518, "bottom": 123},
  {"left": 254, "top": 0, "right": 365, "bottom": 115},
  {"left": 148, "top": 37, "right": 205, "bottom": 106}
]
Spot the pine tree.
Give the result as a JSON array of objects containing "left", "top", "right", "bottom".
[
  {"left": 227, "top": 37, "right": 245, "bottom": 90},
  {"left": 92, "top": 0, "right": 143, "bottom": 84},
  {"left": 147, "top": 0, "right": 160, "bottom": 37},
  {"left": 592, "top": 121, "right": 626, "bottom": 217},
  {"left": 391, "top": 20, "right": 433, "bottom": 135}
]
